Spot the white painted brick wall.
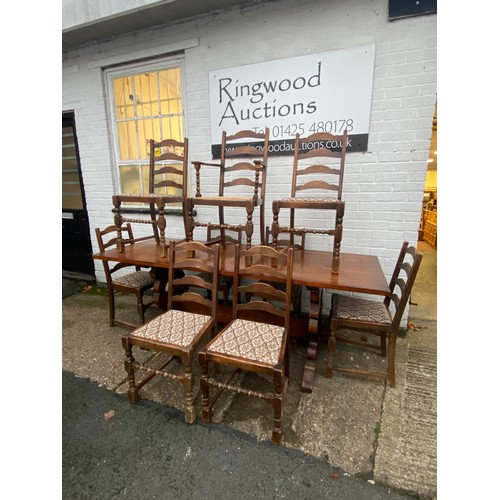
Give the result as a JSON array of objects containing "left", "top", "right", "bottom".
[{"left": 62, "top": 0, "right": 436, "bottom": 322}]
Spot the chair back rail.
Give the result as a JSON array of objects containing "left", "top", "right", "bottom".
[
  {"left": 198, "top": 242, "right": 294, "bottom": 444},
  {"left": 95, "top": 224, "right": 154, "bottom": 328},
  {"left": 96, "top": 224, "right": 141, "bottom": 276},
  {"left": 292, "top": 129, "right": 347, "bottom": 200},
  {"left": 384, "top": 242, "right": 423, "bottom": 327},
  {"left": 120, "top": 239, "right": 219, "bottom": 424},
  {"left": 233, "top": 245, "right": 294, "bottom": 329},
  {"left": 113, "top": 137, "right": 189, "bottom": 256},
  {"left": 270, "top": 129, "right": 348, "bottom": 273},
  {"left": 167, "top": 240, "right": 220, "bottom": 318},
  {"left": 188, "top": 128, "right": 270, "bottom": 247},
  {"left": 325, "top": 240, "right": 423, "bottom": 387},
  {"left": 149, "top": 137, "right": 188, "bottom": 194}
]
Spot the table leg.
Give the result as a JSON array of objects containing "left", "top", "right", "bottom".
[
  {"left": 301, "top": 286, "right": 322, "bottom": 393},
  {"left": 150, "top": 268, "right": 186, "bottom": 311},
  {"left": 150, "top": 267, "right": 168, "bottom": 310}
]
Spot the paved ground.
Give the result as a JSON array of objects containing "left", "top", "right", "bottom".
[
  {"left": 63, "top": 370, "right": 411, "bottom": 499},
  {"left": 62, "top": 242, "right": 437, "bottom": 499}
]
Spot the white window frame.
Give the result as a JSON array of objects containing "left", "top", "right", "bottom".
[{"left": 105, "top": 55, "right": 188, "bottom": 208}]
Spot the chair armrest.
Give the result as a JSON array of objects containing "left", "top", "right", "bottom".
[
  {"left": 192, "top": 161, "right": 222, "bottom": 197},
  {"left": 191, "top": 161, "right": 222, "bottom": 168}
]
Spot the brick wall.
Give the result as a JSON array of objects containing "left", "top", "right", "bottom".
[{"left": 62, "top": 0, "right": 436, "bottom": 318}]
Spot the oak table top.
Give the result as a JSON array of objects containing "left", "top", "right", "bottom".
[{"left": 93, "top": 239, "right": 389, "bottom": 296}]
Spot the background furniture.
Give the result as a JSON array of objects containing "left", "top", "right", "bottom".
[
  {"left": 187, "top": 128, "right": 270, "bottom": 249},
  {"left": 325, "top": 241, "right": 423, "bottom": 387},
  {"left": 199, "top": 245, "right": 294, "bottom": 444},
  {"left": 422, "top": 209, "right": 437, "bottom": 248},
  {"left": 113, "top": 137, "right": 189, "bottom": 257},
  {"left": 270, "top": 130, "right": 347, "bottom": 274},
  {"left": 95, "top": 224, "right": 155, "bottom": 328},
  {"left": 122, "top": 241, "right": 220, "bottom": 423}
]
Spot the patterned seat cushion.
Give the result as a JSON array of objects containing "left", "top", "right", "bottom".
[
  {"left": 117, "top": 193, "right": 180, "bottom": 200},
  {"left": 335, "top": 295, "right": 391, "bottom": 325},
  {"left": 280, "top": 197, "right": 338, "bottom": 203},
  {"left": 131, "top": 309, "right": 212, "bottom": 347},
  {"left": 207, "top": 318, "right": 284, "bottom": 366},
  {"left": 113, "top": 271, "right": 154, "bottom": 288}
]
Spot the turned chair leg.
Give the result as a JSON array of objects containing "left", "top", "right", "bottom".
[
  {"left": 136, "top": 290, "right": 147, "bottom": 324},
  {"left": 123, "top": 344, "right": 139, "bottom": 404},
  {"left": 272, "top": 370, "right": 284, "bottom": 445},
  {"left": 182, "top": 363, "right": 196, "bottom": 424},
  {"left": 199, "top": 352, "right": 212, "bottom": 423}
]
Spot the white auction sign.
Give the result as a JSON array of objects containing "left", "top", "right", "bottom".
[{"left": 208, "top": 44, "right": 375, "bottom": 157}]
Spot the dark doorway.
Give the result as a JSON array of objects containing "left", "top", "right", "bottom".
[{"left": 62, "top": 113, "right": 95, "bottom": 278}]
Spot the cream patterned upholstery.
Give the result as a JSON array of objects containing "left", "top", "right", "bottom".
[
  {"left": 208, "top": 318, "right": 284, "bottom": 366},
  {"left": 279, "top": 197, "right": 339, "bottom": 203},
  {"left": 131, "top": 309, "right": 212, "bottom": 347},
  {"left": 335, "top": 295, "right": 391, "bottom": 324},
  {"left": 113, "top": 270, "right": 154, "bottom": 288}
]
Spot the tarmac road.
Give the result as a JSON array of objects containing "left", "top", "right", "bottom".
[{"left": 62, "top": 370, "right": 413, "bottom": 499}]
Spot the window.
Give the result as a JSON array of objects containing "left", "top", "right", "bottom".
[{"left": 106, "top": 57, "right": 187, "bottom": 205}]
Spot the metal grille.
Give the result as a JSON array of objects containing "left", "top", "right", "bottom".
[{"left": 107, "top": 60, "right": 186, "bottom": 201}]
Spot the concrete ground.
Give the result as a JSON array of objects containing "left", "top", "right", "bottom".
[{"left": 62, "top": 242, "right": 436, "bottom": 499}]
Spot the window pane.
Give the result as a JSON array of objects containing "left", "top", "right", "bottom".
[
  {"left": 137, "top": 118, "right": 155, "bottom": 159},
  {"left": 134, "top": 74, "right": 146, "bottom": 118},
  {"left": 119, "top": 165, "right": 141, "bottom": 193},
  {"left": 141, "top": 164, "right": 150, "bottom": 194},
  {"left": 117, "top": 121, "right": 138, "bottom": 161},
  {"left": 161, "top": 116, "right": 183, "bottom": 142},
  {"left": 147, "top": 72, "right": 160, "bottom": 116},
  {"left": 160, "top": 68, "right": 182, "bottom": 116},
  {"left": 110, "top": 62, "right": 185, "bottom": 198},
  {"left": 113, "top": 77, "right": 134, "bottom": 119}
]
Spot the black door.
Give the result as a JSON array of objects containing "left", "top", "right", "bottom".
[{"left": 62, "top": 113, "right": 95, "bottom": 277}]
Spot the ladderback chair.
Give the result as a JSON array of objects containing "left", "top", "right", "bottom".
[
  {"left": 113, "top": 137, "right": 189, "bottom": 257},
  {"left": 95, "top": 224, "right": 155, "bottom": 329},
  {"left": 122, "top": 241, "right": 220, "bottom": 423},
  {"left": 187, "top": 128, "right": 270, "bottom": 249},
  {"left": 264, "top": 226, "right": 304, "bottom": 316},
  {"left": 199, "top": 244, "right": 294, "bottom": 445},
  {"left": 324, "top": 241, "right": 423, "bottom": 387},
  {"left": 270, "top": 130, "right": 347, "bottom": 274}
]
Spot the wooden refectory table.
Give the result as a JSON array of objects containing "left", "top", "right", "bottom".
[{"left": 93, "top": 239, "right": 390, "bottom": 392}]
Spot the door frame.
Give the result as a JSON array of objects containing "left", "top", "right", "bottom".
[{"left": 62, "top": 112, "right": 95, "bottom": 279}]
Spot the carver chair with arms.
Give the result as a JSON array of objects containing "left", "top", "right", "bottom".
[
  {"left": 270, "top": 130, "right": 347, "bottom": 274},
  {"left": 324, "top": 241, "right": 423, "bottom": 388},
  {"left": 122, "top": 241, "right": 220, "bottom": 423},
  {"left": 199, "top": 244, "right": 294, "bottom": 445},
  {"left": 113, "top": 137, "right": 189, "bottom": 257},
  {"left": 187, "top": 128, "right": 270, "bottom": 249},
  {"left": 95, "top": 224, "right": 155, "bottom": 329}
]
